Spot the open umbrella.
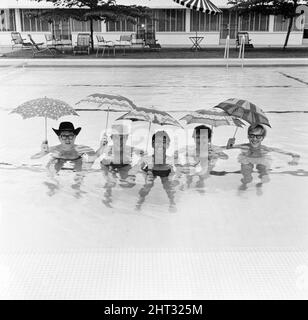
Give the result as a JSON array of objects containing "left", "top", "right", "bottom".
[
  {"left": 181, "top": 108, "right": 245, "bottom": 128},
  {"left": 118, "top": 106, "right": 182, "bottom": 127},
  {"left": 116, "top": 106, "right": 182, "bottom": 150},
  {"left": 180, "top": 107, "right": 245, "bottom": 152},
  {"left": 75, "top": 93, "right": 137, "bottom": 130},
  {"left": 215, "top": 98, "right": 271, "bottom": 127},
  {"left": 10, "top": 97, "right": 78, "bottom": 142},
  {"left": 173, "top": 0, "right": 222, "bottom": 38}
]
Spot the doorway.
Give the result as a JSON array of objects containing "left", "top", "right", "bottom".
[{"left": 219, "top": 9, "right": 239, "bottom": 44}]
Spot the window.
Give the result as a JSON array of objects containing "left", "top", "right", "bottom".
[
  {"left": 106, "top": 9, "right": 185, "bottom": 32},
  {"left": 71, "top": 19, "right": 102, "bottom": 32},
  {"left": 106, "top": 19, "right": 135, "bottom": 32},
  {"left": 238, "top": 12, "right": 269, "bottom": 31},
  {"left": 0, "top": 9, "right": 16, "bottom": 31},
  {"left": 274, "top": 15, "right": 296, "bottom": 32},
  {"left": 190, "top": 11, "right": 220, "bottom": 32},
  {"left": 155, "top": 9, "right": 185, "bottom": 32},
  {"left": 20, "top": 10, "right": 51, "bottom": 32}
]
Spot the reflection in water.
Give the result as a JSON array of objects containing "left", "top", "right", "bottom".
[
  {"left": 44, "top": 158, "right": 88, "bottom": 198},
  {"left": 136, "top": 169, "right": 177, "bottom": 212},
  {"left": 0, "top": 147, "right": 305, "bottom": 211},
  {"left": 238, "top": 152, "right": 271, "bottom": 195},
  {"left": 101, "top": 164, "right": 136, "bottom": 208},
  {"left": 175, "top": 144, "right": 229, "bottom": 194}
]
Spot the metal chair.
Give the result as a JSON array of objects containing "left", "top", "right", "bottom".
[
  {"left": 73, "top": 33, "right": 91, "bottom": 55},
  {"left": 116, "top": 35, "right": 132, "bottom": 55},
  {"left": 11, "top": 32, "right": 32, "bottom": 51},
  {"left": 236, "top": 32, "right": 254, "bottom": 49},
  {"left": 144, "top": 31, "right": 161, "bottom": 51},
  {"left": 96, "top": 34, "right": 115, "bottom": 57},
  {"left": 28, "top": 34, "right": 56, "bottom": 57}
]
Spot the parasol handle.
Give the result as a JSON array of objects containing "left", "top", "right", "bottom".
[
  {"left": 44, "top": 116, "right": 47, "bottom": 142},
  {"left": 105, "top": 105, "right": 110, "bottom": 132},
  {"left": 233, "top": 126, "right": 239, "bottom": 138},
  {"left": 146, "top": 121, "right": 152, "bottom": 152},
  {"left": 185, "top": 128, "right": 189, "bottom": 161}
]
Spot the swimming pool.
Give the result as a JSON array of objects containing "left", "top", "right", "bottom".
[
  {"left": 0, "top": 65, "right": 308, "bottom": 248},
  {"left": 0, "top": 65, "right": 307, "bottom": 298}
]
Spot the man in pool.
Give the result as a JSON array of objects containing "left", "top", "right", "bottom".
[
  {"left": 136, "top": 131, "right": 177, "bottom": 211},
  {"left": 227, "top": 123, "right": 300, "bottom": 190},
  {"left": 31, "top": 121, "right": 96, "bottom": 172},
  {"left": 96, "top": 124, "right": 145, "bottom": 207},
  {"left": 175, "top": 125, "right": 228, "bottom": 191},
  {"left": 96, "top": 124, "right": 143, "bottom": 182}
]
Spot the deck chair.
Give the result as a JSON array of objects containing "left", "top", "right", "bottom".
[
  {"left": 131, "top": 33, "right": 145, "bottom": 48},
  {"left": 73, "top": 33, "right": 91, "bottom": 55},
  {"left": 116, "top": 35, "right": 132, "bottom": 55},
  {"left": 236, "top": 32, "right": 254, "bottom": 49},
  {"left": 28, "top": 34, "right": 56, "bottom": 57},
  {"left": 11, "top": 32, "right": 32, "bottom": 51},
  {"left": 59, "top": 34, "right": 73, "bottom": 51},
  {"left": 96, "top": 34, "right": 115, "bottom": 57},
  {"left": 144, "top": 31, "right": 161, "bottom": 51}
]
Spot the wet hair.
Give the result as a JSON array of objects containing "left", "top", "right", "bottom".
[
  {"left": 152, "top": 131, "right": 170, "bottom": 148},
  {"left": 193, "top": 125, "right": 212, "bottom": 141},
  {"left": 248, "top": 124, "right": 267, "bottom": 137}
]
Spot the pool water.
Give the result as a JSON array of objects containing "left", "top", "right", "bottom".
[{"left": 0, "top": 66, "right": 308, "bottom": 252}]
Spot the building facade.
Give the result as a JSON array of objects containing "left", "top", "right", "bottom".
[{"left": 0, "top": 0, "right": 306, "bottom": 46}]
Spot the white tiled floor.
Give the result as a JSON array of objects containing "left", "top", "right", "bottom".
[{"left": 0, "top": 248, "right": 307, "bottom": 300}]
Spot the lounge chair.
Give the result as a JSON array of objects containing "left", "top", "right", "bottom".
[
  {"left": 236, "top": 32, "right": 254, "bottom": 49},
  {"left": 44, "top": 34, "right": 54, "bottom": 47},
  {"left": 11, "top": 32, "right": 32, "bottom": 51},
  {"left": 131, "top": 33, "right": 145, "bottom": 48},
  {"left": 144, "top": 31, "right": 161, "bottom": 51},
  {"left": 28, "top": 34, "right": 57, "bottom": 57},
  {"left": 45, "top": 34, "right": 72, "bottom": 53},
  {"left": 116, "top": 35, "right": 132, "bottom": 55},
  {"left": 59, "top": 34, "right": 73, "bottom": 52},
  {"left": 73, "top": 33, "right": 91, "bottom": 55},
  {"left": 96, "top": 34, "right": 115, "bottom": 57}
]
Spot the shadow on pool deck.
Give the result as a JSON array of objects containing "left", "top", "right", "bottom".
[{"left": 2, "top": 46, "right": 308, "bottom": 59}]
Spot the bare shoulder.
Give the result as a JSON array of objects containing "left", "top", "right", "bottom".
[
  {"left": 49, "top": 145, "right": 59, "bottom": 152},
  {"left": 75, "top": 145, "right": 95, "bottom": 153}
]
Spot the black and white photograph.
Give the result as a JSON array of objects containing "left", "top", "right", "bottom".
[{"left": 0, "top": 0, "right": 308, "bottom": 303}]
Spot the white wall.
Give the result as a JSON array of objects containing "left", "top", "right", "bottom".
[
  {"left": 156, "top": 32, "right": 220, "bottom": 46},
  {"left": 248, "top": 31, "right": 304, "bottom": 46},
  {"left": 0, "top": 32, "right": 13, "bottom": 46}
]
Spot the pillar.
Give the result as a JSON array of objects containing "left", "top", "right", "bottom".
[
  {"left": 268, "top": 15, "right": 274, "bottom": 32},
  {"left": 185, "top": 8, "right": 190, "bottom": 33},
  {"left": 14, "top": 8, "right": 22, "bottom": 32}
]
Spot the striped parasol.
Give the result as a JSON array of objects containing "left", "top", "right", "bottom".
[
  {"left": 117, "top": 106, "right": 182, "bottom": 128},
  {"left": 173, "top": 0, "right": 222, "bottom": 38},
  {"left": 75, "top": 93, "right": 137, "bottom": 130},
  {"left": 215, "top": 98, "right": 271, "bottom": 127},
  {"left": 173, "top": 0, "right": 222, "bottom": 14},
  {"left": 117, "top": 106, "right": 182, "bottom": 150},
  {"left": 180, "top": 108, "right": 245, "bottom": 128}
]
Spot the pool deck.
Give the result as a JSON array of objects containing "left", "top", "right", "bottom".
[{"left": 1, "top": 57, "right": 308, "bottom": 67}]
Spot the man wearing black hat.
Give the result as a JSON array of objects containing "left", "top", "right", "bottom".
[{"left": 31, "top": 122, "right": 96, "bottom": 172}]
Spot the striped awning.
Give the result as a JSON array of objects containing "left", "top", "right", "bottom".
[{"left": 173, "top": 0, "right": 222, "bottom": 14}]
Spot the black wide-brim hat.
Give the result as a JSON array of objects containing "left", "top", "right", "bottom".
[{"left": 52, "top": 121, "right": 81, "bottom": 136}]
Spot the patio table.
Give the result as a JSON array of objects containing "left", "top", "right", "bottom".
[{"left": 189, "top": 36, "right": 204, "bottom": 51}]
